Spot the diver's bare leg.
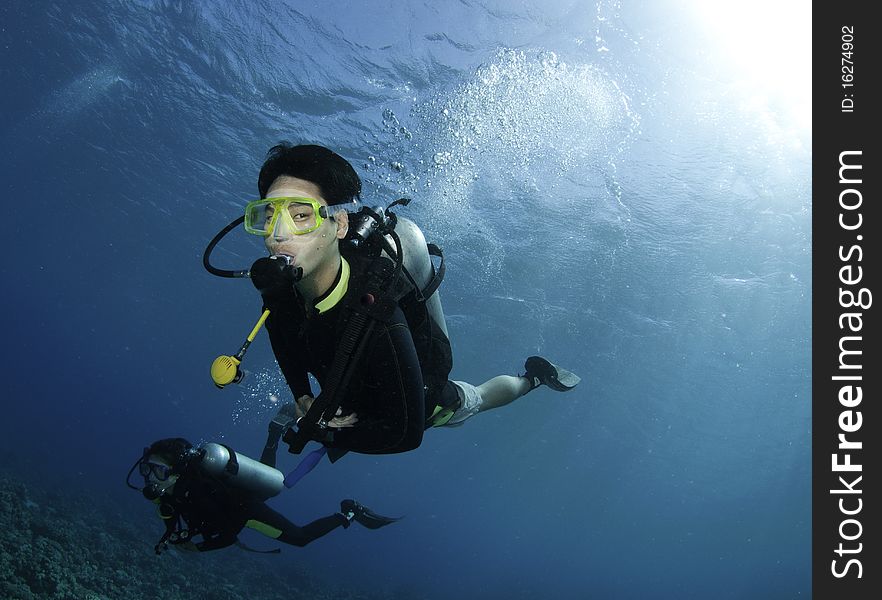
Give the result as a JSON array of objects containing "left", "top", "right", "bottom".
[{"left": 475, "top": 375, "right": 532, "bottom": 411}]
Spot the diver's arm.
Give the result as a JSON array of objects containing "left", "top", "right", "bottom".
[
  {"left": 325, "top": 316, "right": 425, "bottom": 453},
  {"left": 264, "top": 301, "right": 313, "bottom": 398},
  {"left": 276, "top": 356, "right": 313, "bottom": 398}
]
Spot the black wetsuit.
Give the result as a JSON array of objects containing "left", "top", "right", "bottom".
[
  {"left": 264, "top": 252, "right": 456, "bottom": 454},
  {"left": 158, "top": 465, "right": 346, "bottom": 552}
]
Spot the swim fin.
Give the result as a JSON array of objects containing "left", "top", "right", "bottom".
[
  {"left": 524, "top": 356, "right": 581, "bottom": 392},
  {"left": 340, "top": 499, "right": 401, "bottom": 530}
]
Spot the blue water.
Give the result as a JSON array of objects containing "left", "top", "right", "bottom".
[{"left": 1, "top": 1, "right": 811, "bottom": 598}]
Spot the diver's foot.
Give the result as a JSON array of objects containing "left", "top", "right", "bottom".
[
  {"left": 268, "top": 402, "right": 298, "bottom": 436},
  {"left": 340, "top": 499, "right": 401, "bottom": 530},
  {"left": 523, "top": 356, "right": 581, "bottom": 392}
]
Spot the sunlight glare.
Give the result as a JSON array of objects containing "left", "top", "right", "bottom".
[{"left": 688, "top": 0, "right": 811, "bottom": 139}]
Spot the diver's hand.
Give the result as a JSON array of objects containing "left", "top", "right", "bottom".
[
  {"left": 327, "top": 411, "right": 358, "bottom": 428},
  {"left": 294, "top": 395, "right": 358, "bottom": 428},
  {"left": 294, "top": 395, "right": 314, "bottom": 418}
]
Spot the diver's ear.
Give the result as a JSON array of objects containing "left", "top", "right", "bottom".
[{"left": 335, "top": 211, "right": 349, "bottom": 239}]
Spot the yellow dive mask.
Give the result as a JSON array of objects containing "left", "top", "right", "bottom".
[{"left": 244, "top": 196, "right": 351, "bottom": 236}]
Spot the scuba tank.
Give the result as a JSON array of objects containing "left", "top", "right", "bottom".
[
  {"left": 197, "top": 443, "right": 284, "bottom": 501},
  {"left": 376, "top": 216, "right": 449, "bottom": 339}
]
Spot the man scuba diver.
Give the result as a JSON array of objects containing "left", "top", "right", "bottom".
[
  {"left": 204, "top": 144, "right": 581, "bottom": 461},
  {"left": 127, "top": 437, "right": 398, "bottom": 555}
]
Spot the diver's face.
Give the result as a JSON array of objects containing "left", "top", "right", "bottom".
[
  {"left": 144, "top": 455, "right": 178, "bottom": 494},
  {"left": 263, "top": 176, "right": 348, "bottom": 282}
]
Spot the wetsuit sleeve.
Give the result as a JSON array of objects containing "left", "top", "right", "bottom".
[
  {"left": 264, "top": 302, "right": 313, "bottom": 398},
  {"left": 326, "top": 308, "right": 425, "bottom": 454}
]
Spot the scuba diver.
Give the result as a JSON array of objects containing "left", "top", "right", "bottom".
[
  {"left": 127, "top": 437, "right": 398, "bottom": 555},
  {"left": 204, "top": 143, "right": 581, "bottom": 462}
]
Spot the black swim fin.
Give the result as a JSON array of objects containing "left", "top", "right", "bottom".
[
  {"left": 524, "top": 356, "right": 581, "bottom": 392},
  {"left": 340, "top": 499, "right": 401, "bottom": 530}
]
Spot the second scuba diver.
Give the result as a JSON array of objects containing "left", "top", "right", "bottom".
[{"left": 128, "top": 437, "right": 398, "bottom": 555}]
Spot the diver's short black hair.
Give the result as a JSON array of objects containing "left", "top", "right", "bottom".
[
  {"left": 146, "top": 438, "right": 193, "bottom": 465},
  {"left": 257, "top": 143, "right": 362, "bottom": 205}
]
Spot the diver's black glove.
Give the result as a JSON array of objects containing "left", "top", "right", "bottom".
[{"left": 250, "top": 256, "right": 302, "bottom": 305}]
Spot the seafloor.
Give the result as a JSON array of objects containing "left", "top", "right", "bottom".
[{"left": 0, "top": 466, "right": 405, "bottom": 600}]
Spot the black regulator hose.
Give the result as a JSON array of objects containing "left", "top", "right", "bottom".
[{"left": 203, "top": 216, "right": 250, "bottom": 278}]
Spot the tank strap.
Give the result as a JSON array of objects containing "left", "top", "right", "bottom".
[
  {"left": 220, "top": 444, "right": 239, "bottom": 475},
  {"left": 421, "top": 243, "right": 445, "bottom": 300}
]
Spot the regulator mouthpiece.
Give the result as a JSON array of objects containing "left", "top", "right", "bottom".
[
  {"left": 142, "top": 483, "right": 165, "bottom": 501},
  {"left": 250, "top": 255, "right": 302, "bottom": 295}
]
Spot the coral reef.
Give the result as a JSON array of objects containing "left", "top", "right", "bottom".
[{"left": 0, "top": 471, "right": 392, "bottom": 600}]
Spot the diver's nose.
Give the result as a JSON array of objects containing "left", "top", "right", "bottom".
[{"left": 271, "top": 212, "right": 293, "bottom": 241}]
